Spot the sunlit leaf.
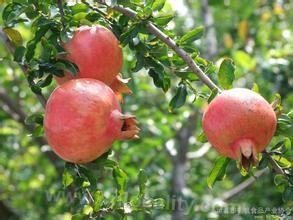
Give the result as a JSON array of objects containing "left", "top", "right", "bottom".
[
  {"left": 207, "top": 156, "right": 231, "bottom": 189},
  {"left": 93, "top": 191, "right": 103, "bottom": 212},
  {"left": 3, "top": 27, "right": 23, "bottom": 46},
  {"left": 178, "top": 26, "right": 204, "bottom": 45},
  {"left": 62, "top": 169, "right": 74, "bottom": 187},
  {"left": 218, "top": 58, "right": 235, "bottom": 89}
]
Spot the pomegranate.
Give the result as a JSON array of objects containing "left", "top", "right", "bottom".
[
  {"left": 202, "top": 88, "right": 277, "bottom": 169},
  {"left": 44, "top": 79, "right": 139, "bottom": 163},
  {"left": 55, "top": 25, "right": 130, "bottom": 99}
]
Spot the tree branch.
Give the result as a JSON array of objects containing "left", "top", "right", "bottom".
[
  {"left": 218, "top": 168, "right": 268, "bottom": 201},
  {"left": 95, "top": 0, "right": 221, "bottom": 92}
]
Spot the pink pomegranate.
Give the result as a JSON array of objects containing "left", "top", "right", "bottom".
[
  {"left": 202, "top": 88, "right": 277, "bottom": 169},
  {"left": 44, "top": 79, "right": 139, "bottom": 163},
  {"left": 55, "top": 25, "right": 130, "bottom": 99}
]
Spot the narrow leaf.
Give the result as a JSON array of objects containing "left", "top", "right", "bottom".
[
  {"left": 113, "top": 166, "right": 127, "bottom": 197},
  {"left": 178, "top": 26, "right": 204, "bottom": 45},
  {"left": 93, "top": 191, "right": 103, "bottom": 212},
  {"left": 153, "top": 14, "right": 173, "bottom": 26},
  {"left": 138, "top": 169, "right": 148, "bottom": 197}
]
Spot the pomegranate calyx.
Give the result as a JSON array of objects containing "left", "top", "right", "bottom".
[
  {"left": 238, "top": 139, "right": 258, "bottom": 171},
  {"left": 117, "top": 113, "right": 140, "bottom": 140},
  {"left": 110, "top": 75, "right": 132, "bottom": 103}
]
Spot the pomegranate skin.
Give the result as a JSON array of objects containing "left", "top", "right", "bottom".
[
  {"left": 56, "top": 25, "right": 123, "bottom": 85},
  {"left": 44, "top": 79, "right": 138, "bottom": 163},
  {"left": 202, "top": 88, "right": 277, "bottom": 160}
]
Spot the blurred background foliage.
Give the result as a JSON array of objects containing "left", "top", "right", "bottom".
[{"left": 0, "top": 0, "right": 292, "bottom": 219}]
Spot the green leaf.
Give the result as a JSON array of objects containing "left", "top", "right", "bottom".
[
  {"left": 93, "top": 191, "right": 103, "bottom": 212},
  {"left": 197, "top": 132, "right": 207, "bottom": 143},
  {"left": 272, "top": 155, "right": 291, "bottom": 168},
  {"left": 283, "top": 185, "right": 293, "bottom": 202},
  {"left": 148, "top": 68, "right": 170, "bottom": 92},
  {"left": 195, "top": 57, "right": 208, "bottom": 67},
  {"left": 207, "top": 156, "right": 231, "bottom": 189},
  {"left": 258, "top": 156, "right": 269, "bottom": 169},
  {"left": 14, "top": 46, "right": 26, "bottom": 62},
  {"left": 62, "top": 169, "right": 74, "bottom": 187},
  {"left": 77, "top": 166, "right": 97, "bottom": 186},
  {"left": 168, "top": 84, "right": 187, "bottom": 112},
  {"left": 152, "top": 0, "right": 166, "bottom": 11},
  {"left": 30, "top": 85, "right": 42, "bottom": 95},
  {"left": 274, "top": 174, "right": 288, "bottom": 186},
  {"left": 284, "top": 137, "right": 291, "bottom": 151},
  {"left": 2, "top": 3, "right": 24, "bottom": 25},
  {"left": 25, "top": 26, "right": 50, "bottom": 61},
  {"left": 71, "top": 214, "right": 86, "bottom": 220},
  {"left": 132, "top": 53, "right": 144, "bottom": 72},
  {"left": 31, "top": 125, "right": 44, "bottom": 137},
  {"left": 83, "top": 205, "right": 93, "bottom": 215},
  {"left": 175, "top": 71, "right": 198, "bottom": 82},
  {"left": 70, "top": 3, "right": 88, "bottom": 14},
  {"left": 54, "top": 60, "right": 79, "bottom": 76},
  {"left": 251, "top": 83, "right": 259, "bottom": 93},
  {"left": 85, "top": 12, "right": 102, "bottom": 22},
  {"left": 38, "top": 74, "right": 53, "bottom": 88},
  {"left": 153, "top": 14, "right": 173, "bottom": 26},
  {"left": 3, "top": 28, "right": 23, "bottom": 46},
  {"left": 218, "top": 58, "right": 235, "bottom": 89},
  {"left": 138, "top": 169, "right": 148, "bottom": 197},
  {"left": 207, "top": 88, "right": 218, "bottom": 103},
  {"left": 113, "top": 166, "right": 127, "bottom": 197},
  {"left": 178, "top": 26, "right": 204, "bottom": 45},
  {"left": 25, "top": 113, "right": 44, "bottom": 125}
]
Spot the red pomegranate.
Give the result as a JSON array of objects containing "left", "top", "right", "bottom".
[
  {"left": 44, "top": 79, "right": 139, "bottom": 163},
  {"left": 55, "top": 25, "right": 130, "bottom": 99},
  {"left": 202, "top": 88, "right": 277, "bottom": 169}
]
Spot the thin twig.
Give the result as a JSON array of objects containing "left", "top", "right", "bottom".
[
  {"left": 95, "top": 0, "right": 221, "bottom": 92},
  {"left": 218, "top": 168, "right": 268, "bottom": 201}
]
